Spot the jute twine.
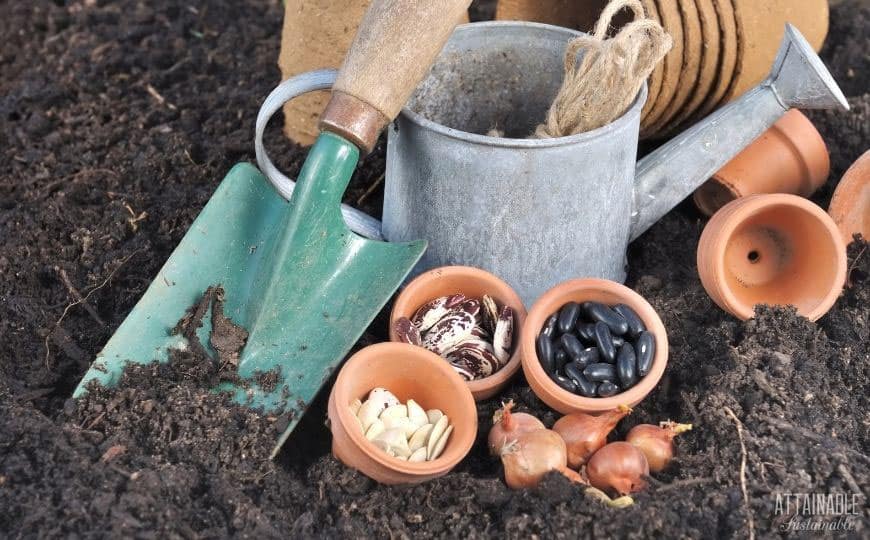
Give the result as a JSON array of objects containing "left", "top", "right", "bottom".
[{"left": 534, "top": 0, "right": 672, "bottom": 138}]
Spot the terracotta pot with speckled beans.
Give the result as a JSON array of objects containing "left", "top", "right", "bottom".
[
  {"left": 520, "top": 279, "right": 668, "bottom": 415},
  {"left": 693, "top": 110, "right": 830, "bottom": 216},
  {"left": 327, "top": 342, "right": 477, "bottom": 485},
  {"left": 697, "top": 194, "right": 847, "bottom": 321},
  {"left": 390, "top": 266, "right": 527, "bottom": 401},
  {"left": 828, "top": 150, "right": 870, "bottom": 246}
]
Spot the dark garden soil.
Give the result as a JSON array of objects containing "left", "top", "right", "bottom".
[{"left": 1, "top": 1, "right": 867, "bottom": 538}]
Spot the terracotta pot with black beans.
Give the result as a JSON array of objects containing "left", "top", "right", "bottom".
[{"left": 520, "top": 279, "right": 668, "bottom": 415}]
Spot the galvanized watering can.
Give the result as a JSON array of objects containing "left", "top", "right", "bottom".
[{"left": 258, "top": 22, "right": 848, "bottom": 305}]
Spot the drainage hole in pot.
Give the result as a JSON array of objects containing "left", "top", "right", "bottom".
[{"left": 747, "top": 250, "right": 761, "bottom": 263}]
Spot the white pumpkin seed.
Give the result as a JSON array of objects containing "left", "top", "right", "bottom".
[
  {"left": 373, "top": 428, "right": 412, "bottom": 457},
  {"left": 367, "top": 387, "right": 400, "bottom": 409},
  {"left": 406, "top": 399, "right": 428, "bottom": 427},
  {"left": 357, "top": 398, "right": 385, "bottom": 431},
  {"left": 408, "top": 423, "right": 434, "bottom": 452},
  {"left": 381, "top": 416, "right": 417, "bottom": 438},
  {"left": 408, "top": 447, "right": 428, "bottom": 462},
  {"left": 395, "top": 455, "right": 408, "bottom": 461},
  {"left": 365, "top": 419, "right": 385, "bottom": 441},
  {"left": 426, "top": 415, "right": 449, "bottom": 460},
  {"left": 379, "top": 404, "right": 407, "bottom": 421},
  {"left": 426, "top": 409, "right": 444, "bottom": 424},
  {"left": 349, "top": 398, "right": 362, "bottom": 416},
  {"left": 428, "top": 425, "right": 453, "bottom": 461}
]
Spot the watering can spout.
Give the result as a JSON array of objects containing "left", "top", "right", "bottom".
[{"left": 629, "top": 24, "right": 849, "bottom": 241}]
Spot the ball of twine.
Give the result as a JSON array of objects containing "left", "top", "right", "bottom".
[{"left": 534, "top": 0, "right": 672, "bottom": 138}]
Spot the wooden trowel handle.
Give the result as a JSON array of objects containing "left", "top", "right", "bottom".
[{"left": 319, "top": 0, "right": 471, "bottom": 153}]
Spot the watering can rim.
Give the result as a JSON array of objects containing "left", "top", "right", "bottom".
[{"left": 397, "top": 21, "right": 648, "bottom": 149}]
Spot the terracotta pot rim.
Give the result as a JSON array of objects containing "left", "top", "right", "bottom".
[
  {"left": 331, "top": 342, "right": 477, "bottom": 476},
  {"left": 520, "top": 278, "right": 668, "bottom": 413},
  {"left": 389, "top": 265, "right": 527, "bottom": 400},
  {"left": 708, "top": 194, "right": 847, "bottom": 320}
]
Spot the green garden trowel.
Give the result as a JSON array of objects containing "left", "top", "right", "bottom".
[{"left": 74, "top": 0, "right": 473, "bottom": 457}]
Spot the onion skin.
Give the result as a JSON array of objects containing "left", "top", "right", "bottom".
[
  {"left": 552, "top": 405, "right": 632, "bottom": 468},
  {"left": 626, "top": 421, "right": 692, "bottom": 472},
  {"left": 487, "top": 400, "right": 545, "bottom": 455},
  {"left": 586, "top": 442, "right": 649, "bottom": 495},
  {"left": 500, "top": 429, "right": 568, "bottom": 489}
]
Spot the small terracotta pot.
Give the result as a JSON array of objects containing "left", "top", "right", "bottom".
[
  {"left": 327, "top": 342, "right": 477, "bottom": 485},
  {"left": 697, "top": 194, "right": 847, "bottom": 321},
  {"left": 519, "top": 279, "right": 668, "bottom": 415},
  {"left": 828, "top": 150, "right": 870, "bottom": 246},
  {"left": 693, "top": 110, "right": 830, "bottom": 216},
  {"left": 389, "top": 266, "right": 527, "bottom": 401}
]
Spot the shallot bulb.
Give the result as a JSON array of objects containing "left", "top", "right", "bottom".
[
  {"left": 626, "top": 421, "right": 692, "bottom": 472},
  {"left": 552, "top": 405, "right": 632, "bottom": 468},
  {"left": 500, "top": 429, "right": 578, "bottom": 489},
  {"left": 487, "top": 400, "right": 545, "bottom": 455},
  {"left": 586, "top": 441, "right": 649, "bottom": 495}
]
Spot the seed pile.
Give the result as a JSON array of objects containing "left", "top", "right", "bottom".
[
  {"left": 536, "top": 302, "right": 655, "bottom": 397},
  {"left": 351, "top": 387, "right": 453, "bottom": 462},
  {"left": 394, "top": 294, "right": 514, "bottom": 381}
]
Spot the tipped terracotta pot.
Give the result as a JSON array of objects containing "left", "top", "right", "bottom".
[
  {"left": 828, "top": 150, "right": 870, "bottom": 246},
  {"left": 327, "top": 342, "right": 477, "bottom": 485},
  {"left": 390, "top": 266, "right": 527, "bottom": 401},
  {"left": 693, "top": 109, "right": 830, "bottom": 216},
  {"left": 697, "top": 194, "right": 847, "bottom": 321},
  {"left": 519, "top": 279, "right": 668, "bottom": 415}
]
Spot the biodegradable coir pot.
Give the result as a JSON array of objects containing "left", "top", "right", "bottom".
[
  {"left": 389, "top": 266, "right": 527, "bottom": 401},
  {"left": 520, "top": 279, "right": 668, "bottom": 415},
  {"left": 693, "top": 109, "right": 830, "bottom": 216},
  {"left": 697, "top": 194, "right": 847, "bottom": 321},
  {"left": 327, "top": 342, "right": 477, "bottom": 484}
]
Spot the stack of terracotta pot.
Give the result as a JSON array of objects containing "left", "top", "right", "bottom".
[{"left": 496, "top": 0, "right": 830, "bottom": 138}]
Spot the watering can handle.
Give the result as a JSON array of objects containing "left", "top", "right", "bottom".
[
  {"left": 254, "top": 69, "right": 384, "bottom": 241},
  {"left": 319, "top": 0, "right": 472, "bottom": 154}
]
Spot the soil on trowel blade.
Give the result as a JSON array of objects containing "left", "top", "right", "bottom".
[{"left": 1, "top": 0, "right": 868, "bottom": 538}]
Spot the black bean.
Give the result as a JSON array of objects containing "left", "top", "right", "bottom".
[
  {"left": 554, "top": 349, "right": 568, "bottom": 372},
  {"left": 564, "top": 361, "right": 585, "bottom": 383},
  {"left": 574, "top": 347, "right": 600, "bottom": 369},
  {"left": 583, "top": 362, "right": 616, "bottom": 382},
  {"left": 559, "top": 334, "right": 585, "bottom": 361},
  {"left": 616, "top": 343, "right": 638, "bottom": 387},
  {"left": 612, "top": 335, "right": 625, "bottom": 349},
  {"left": 541, "top": 313, "right": 559, "bottom": 337},
  {"left": 593, "top": 321, "right": 617, "bottom": 363},
  {"left": 636, "top": 331, "right": 655, "bottom": 376},
  {"left": 584, "top": 301, "right": 629, "bottom": 336},
  {"left": 551, "top": 372, "right": 578, "bottom": 393},
  {"left": 613, "top": 304, "right": 646, "bottom": 338},
  {"left": 536, "top": 334, "right": 554, "bottom": 373},
  {"left": 597, "top": 381, "right": 620, "bottom": 397},
  {"left": 575, "top": 322, "right": 596, "bottom": 343},
  {"left": 574, "top": 373, "right": 599, "bottom": 397},
  {"left": 557, "top": 302, "right": 581, "bottom": 334}
]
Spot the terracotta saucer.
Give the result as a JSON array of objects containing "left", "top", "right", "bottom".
[
  {"left": 662, "top": 0, "right": 720, "bottom": 134},
  {"left": 641, "top": 0, "right": 684, "bottom": 133},
  {"left": 828, "top": 150, "right": 870, "bottom": 246},
  {"left": 693, "top": 0, "right": 738, "bottom": 119},
  {"left": 724, "top": 0, "right": 829, "bottom": 103},
  {"left": 645, "top": 0, "right": 702, "bottom": 136}
]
